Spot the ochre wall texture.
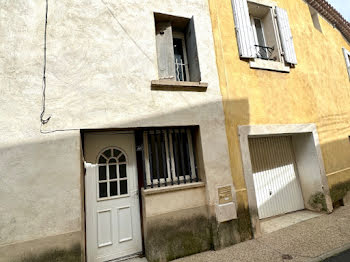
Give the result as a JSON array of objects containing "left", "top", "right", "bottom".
[{"left": 209, "top": 0, "right": 350, "bottom": 211}]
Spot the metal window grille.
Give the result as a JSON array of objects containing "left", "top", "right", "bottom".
[
  {"left": 255, "top": 45, "right": 275, "bottom": 60},
  {"left": 175, "top": 58, "right": 187, "bottom": 81},
  {"left": 142, "top": 128, "right": 198, "bottom": 189}
]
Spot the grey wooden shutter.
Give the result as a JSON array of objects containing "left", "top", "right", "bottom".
[
  {"left": 231, "top": 0, "right": 256, "bottom": 58},
  {"left": 185, "top": 17, "right": 201, "bottom": 82},
  {"left": 276, "top": 7, "right": 297, "bottom": 65},
  {"left": 156, "top": 22, "right": 175, "bottom": 80},
  {"left": 343, "top": 48, "right": 350, "bottom": 80}
]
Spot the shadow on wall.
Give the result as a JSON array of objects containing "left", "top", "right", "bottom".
[
  {"left": 1, "top": 96, "right": 350, "bottom": 261},
  {"left": 0, "top": 98, "right": 251, "bottom": 262},
  {"left": 321, "top": 137, "right": 350, "bottom": 204},
  {"left": 316, "top": 113, "right": 350, "bottom": 205}
]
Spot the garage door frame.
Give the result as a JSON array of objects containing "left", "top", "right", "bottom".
[{"left": 238, "top": 124, "right": 333, "bottom": 238}]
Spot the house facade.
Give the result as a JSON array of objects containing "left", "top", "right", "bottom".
[
  {"left": 1, "top": 0, "right": 350, "bottom": 262},
  {"left": 0, "top": 1, "right": 236, "bottom": 262},
  {"left": 209, "top": 0, "right": 350, "bottom": 238}
]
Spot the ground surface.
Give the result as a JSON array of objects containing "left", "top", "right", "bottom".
[
  {"left": 260, "top": 210, "right": 322, "bottom": 234},
  {"left": 174, "top": 205, "right": 350, "bottom": 262},
  {"left": 12, "top": 206, "right": 350, "bottom": 262}
]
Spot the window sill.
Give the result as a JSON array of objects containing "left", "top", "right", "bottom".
[
  {"left": 249, "top": 59, "right": 290, "bottom": 73},
  {"left": 142, "top": 181, "right": 205, "bottom": 196},
  {"left": 151, "top": 80, "right": 208, "bottom": 92}
]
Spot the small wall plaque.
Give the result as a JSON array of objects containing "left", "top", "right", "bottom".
[{"left": 218, "top": 185, "right": 233, "bottom": 205}]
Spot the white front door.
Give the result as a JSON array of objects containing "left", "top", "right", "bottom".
[
  {"left": 249, "top": 136, "right": 305, "bottom": 219},
  {"left": 84, "top": 132, "right": 142, "bottom": 262}
]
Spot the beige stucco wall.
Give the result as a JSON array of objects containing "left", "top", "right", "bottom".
[
  {"left": 209, "top": 0, "right": 350, "bottom": 212},
  {"left": 142, "top": 185, "right": 207, "bottom": 218},
  {"left": 0, "top": 0, "right": 232, "bottom": 253}
]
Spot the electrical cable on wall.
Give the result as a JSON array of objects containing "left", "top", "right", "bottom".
[
  {"left": 40, "top": 0, "right": 51, "bottom": 125},
  {"left": 39, "top": 0, "right": 153, "bottom": 134}
]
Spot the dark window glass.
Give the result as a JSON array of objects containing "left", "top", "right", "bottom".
[
  {"left": 158, "top": 134, "right": 167, "bottom": 179},
  {"left": 149, "top": 134, "right": 156, "bottom": 179},
  {"left": 99, "top": 183, "right": 107, "bottom": 198},
  {"left": 120, "top": 180, "right": 128, "bottom": 195},
  {"left": 180, "top": 132, "right": 190, "bottom": 176},
  {"left": 99, "top": 165, "right": 107, "bottom": 180},
  {"left": 98, "top": 155, "right": 106, "bottom": 164},
  {"left": 113, "top": 149, "right": 121, "bottom": 158},
  {"left": 149, "top": 133, "right": 168, "bottom": 180},
  {"left": 109, "top": 165, "right": 117, "bottom": 179},
  {"left": 103, "top": 149, "right": 111, "bottom": 158},
  {"left": 119, "top": 154, "right": 126, "bottom": 162},
  {"left": 119, "top": 164, "right": 127, "bottom": 178},
  {"left": 109, "top": 158, "right": 116, "bottom": 163},
  {"left": 172, "top": 131, "right": 191, "bottom": 178},
  {"left": 172, "top": 132, "right": 180, "bottom": 177},
  {"left": 110, "top": 181, "right": 118, "bottom": 196}
]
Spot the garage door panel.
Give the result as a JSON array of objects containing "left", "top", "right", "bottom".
[{"left": 249, "top": 136, "right": 304, "bottom": 219}]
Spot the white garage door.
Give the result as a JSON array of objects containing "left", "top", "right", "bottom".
[{"left": 249, "top": 136, "right": 304, "bottom": 219}]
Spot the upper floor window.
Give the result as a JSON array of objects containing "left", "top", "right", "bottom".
[
  {"left": 154, "top": 13, "right": 201, "bottom": 82},
  {"left": 231, "top": 0, "right": 297, "bottom": 71},
  {"left": 343, "top": 48, "right": 350, "bottom": 80},
  {"left": 309, "top": 6, "right": 322, "bottom": 33}
]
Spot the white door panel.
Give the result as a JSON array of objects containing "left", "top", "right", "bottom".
[
  {"left": 84, "top": 132, "right": 142, "bottom": 262},
  {"left": 249, "top": 136, "right": 304, "bottom": 219}
]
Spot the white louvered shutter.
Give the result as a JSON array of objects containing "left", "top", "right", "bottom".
[
  {"left": 231, "top": 0, "right": 256, "bottom": 58},
  {"left": 276, "top": 7, "right": 297, "bottom": 65}
]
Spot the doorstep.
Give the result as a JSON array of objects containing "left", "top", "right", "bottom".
[
  {"left": 109, "top": 253, "right": 148, "bottom": 262},
  {"left": 260, "top": 209, "right": 323, "bottom": 234},
  {"left": 123, "top": 258, "right": 148, "bottom": 262}
]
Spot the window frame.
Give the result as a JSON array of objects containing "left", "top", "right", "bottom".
[
  {"left": 247, "top": 1, "right": 285, "bottom": 67},
  {"left": 154, "top": 13, "right": 202, "bottom": 84},
  {"left": 96, "top": 147, "right": 130, "bottom": 201},
  {"left": 173, "top": 31, "right": 190, "bottom": 82},
  {"left": 250, "top": 16, "right": 269, "bottom": 60},
  {"left": 248, "top": 3, "right": 290, "bottom": 72},
  {"left": 231, "top": 0, "right": 295, "bottom": 72},
  {"left": 143, "top": 129, "right": 197, "bottom": 188},
  {"left": 251, "top": 17, "right": 267, "bottom": 47}
]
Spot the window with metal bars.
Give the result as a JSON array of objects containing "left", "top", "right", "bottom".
[
  {"left": 154, "top": 13, "right": 201, "bottom": 82},
  {"left": 142, "top": 128, "right": 198, "bottom": 188}
]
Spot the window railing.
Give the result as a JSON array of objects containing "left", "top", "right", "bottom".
[
  {"left": 142, "top": 128, "right": 199, "bottom": 189},
  {"left": 175, "top": 58, "right": 187, "bottom": 81},
  {"left": 255, "top": 45, "right": 275, "bottom": 60}
]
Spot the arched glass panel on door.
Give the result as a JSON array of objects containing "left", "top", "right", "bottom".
[{"left": 97, "top": 148, "right": 128, "bottom": 199}]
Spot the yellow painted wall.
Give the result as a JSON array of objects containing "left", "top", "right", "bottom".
[{"left": 209, "top": 0, "right": 350, "bottom": 208}]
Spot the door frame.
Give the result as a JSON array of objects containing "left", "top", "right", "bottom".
[
  {"left": 81, "top": 130, "right": 144, "bottom": 262},
  {"left": 238, "top": 124, "right": 333, "bottom": 237}
]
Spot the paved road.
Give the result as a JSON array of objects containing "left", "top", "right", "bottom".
[
  {"left": 174, "top": 205, "right": 350, "bottom": 262},
  {"left": 324, "top": 249, "right": 350, "bottom": 262}
]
